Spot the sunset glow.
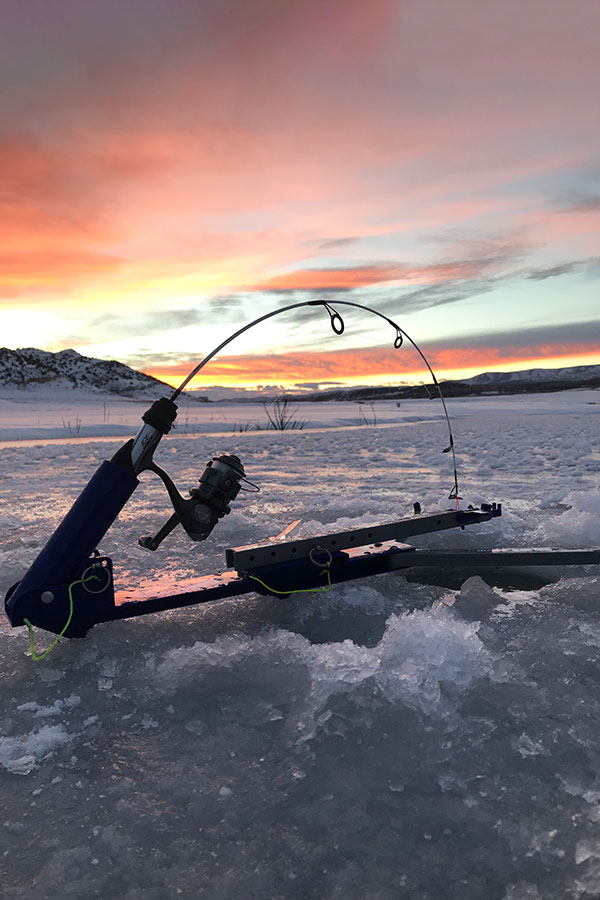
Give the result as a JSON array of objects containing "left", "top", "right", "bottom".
[
  {"left": 146, "top": 348, "right": 600, "bottom": 392},
  {"left": 1, "top": 0, "right": 598, "bottom": 389}
]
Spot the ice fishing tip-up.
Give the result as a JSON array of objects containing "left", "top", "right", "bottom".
[{"left": 4, "top": 300, "right": 600, "bottom": 646}]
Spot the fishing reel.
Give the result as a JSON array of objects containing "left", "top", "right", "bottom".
[{"left": 139, "top": 454, "right": 249, "bottom": 551}]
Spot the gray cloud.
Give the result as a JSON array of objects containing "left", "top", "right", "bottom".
[
  {"left": 525, "top": 257, "right": 600, "bottom": 280},
  {"left": 376, "top": 279, "right": 496, "bottom": 316},
  {"left": 557, "top": 179, "right": 600, "bottom": 214},
  {"left": 562, "top": 191, "right": 600, "bottom": 212},
  {"left": 423, "top": 319, "right": 599, "bottom": 353},
  {"left": 119, "top": 350, "right": 200, "bottom": 369},
  {"left": 310, "top": 237, "right": 359, "bottom": 251},
  {"left": 293, "top": 381, "right": 345, "bottom": 389},
  {"left": 59, "top": 307, "right": 210, "bottom": 347},
  {"left": 570, "top": 194, "right": 600, "bottom": 212},
  {"left": 202, "top": 294, "right": 264, "bottom": 321}
]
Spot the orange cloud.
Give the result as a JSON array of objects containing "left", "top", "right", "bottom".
[
  {"left": 254, "top": 254, "right": 519, "bottom": 292},
  {"left": 0, "top": 251, "right": 123, "bottom": 293},
  {"left": 0, "top": 132, "right": 124, "bottom": 294},
  {"left": 255, "top": 266, "right": 399, "bottom": 291},
  {"left": 144, "top": 338, "right": 599, "bottom": 388}
]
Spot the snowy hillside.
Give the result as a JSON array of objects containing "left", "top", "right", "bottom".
[
  {"left": 0, "top": 348, "right": 172, "bottom": 398},
  {"left": 461, "top": 364, "right": 600, "bottom": 385},
  {"left": 286, "top": 364, "right": 600, "bottom": 402}
]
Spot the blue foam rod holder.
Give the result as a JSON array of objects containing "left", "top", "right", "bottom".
[{"left": 5, "top": 460, "right": 138, "bottom": 628}]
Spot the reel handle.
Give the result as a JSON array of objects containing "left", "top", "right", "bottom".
[{"left": 139, "top": 513, "right": 180, "bottom": 551}]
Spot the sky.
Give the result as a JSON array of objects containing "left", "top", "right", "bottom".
[{"left": 1, "top": 0, "right": 599, "bottom": 391}]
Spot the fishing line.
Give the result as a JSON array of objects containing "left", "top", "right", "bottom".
[{"left": 171, "top": 299, "right": 461, "bottom": 502}]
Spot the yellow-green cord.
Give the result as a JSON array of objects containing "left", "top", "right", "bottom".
[
  {"left": 248, "top": 562, "right": 332, "bottom": 596},
  {"left": 23, "top": 571, "right": 99, "bottom": 661}
]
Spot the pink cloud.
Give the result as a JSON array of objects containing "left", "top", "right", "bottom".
[
  {"left": 0, "top": 0, "right": 597, "bottom": 335},
  {"left": 254, "top": 253, "right": 518, "bottom": 292}
]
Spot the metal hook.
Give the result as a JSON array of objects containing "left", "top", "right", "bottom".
[
  {"left": 309, "top": 545, "right": 332, "bottom": 567},
  {"left": 81, "top": 563, "right": 112, "bottom": 594}
]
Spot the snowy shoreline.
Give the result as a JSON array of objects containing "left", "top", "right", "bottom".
[{"left": 0, "top": 388, "right": 597, "bottom": 444}]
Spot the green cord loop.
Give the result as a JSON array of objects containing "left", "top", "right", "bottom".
[
  {"left": 248, "top": 561, "right": 332, "bottom": 596},
  {"left": 23, "top": 570, "right": 101, "bottom": 661}
]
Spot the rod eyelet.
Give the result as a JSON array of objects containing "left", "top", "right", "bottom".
[{"left": 330, "top": 313, "right": 344, "bottom": 335}]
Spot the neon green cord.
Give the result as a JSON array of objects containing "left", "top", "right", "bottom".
[
  {"left": 248, "top": 561, "right": 332, "bottom": 596},
  {"left": 23, "top": 571, "right": 99, "bottom": 661}
]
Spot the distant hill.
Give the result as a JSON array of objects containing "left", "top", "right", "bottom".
[
  {"left": 459, "top": 365, "right": 600, "bottom": 386},
  {"left": 1, "top": 349, "right": 598, "bottom": 402},
  {"left": 284, "top": 364, "right": 600, "bottom": 402},
  {"left": 0, "top": 347, "right": 175, "bottom": 398}
]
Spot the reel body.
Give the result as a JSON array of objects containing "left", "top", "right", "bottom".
[{"left": 139, "top": 454, "right": 248, "bottom": 550}]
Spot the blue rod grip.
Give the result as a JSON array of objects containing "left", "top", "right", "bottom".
[{"left": 5, "top": 460, "right": 138, "bottom": 622}]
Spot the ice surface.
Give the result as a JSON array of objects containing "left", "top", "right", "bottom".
[{"left": 1, "top": 391, "right": 599, "bottom": 898}]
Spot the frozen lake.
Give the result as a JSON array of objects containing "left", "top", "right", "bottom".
[{"left": 1, "top": 389, "right": 599, "bottom": 899}]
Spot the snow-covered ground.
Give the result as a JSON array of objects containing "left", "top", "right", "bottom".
[{"left": 1, "top": 389, "right": 599, "bottom": 899}]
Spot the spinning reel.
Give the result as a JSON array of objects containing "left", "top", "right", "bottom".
[{"left": 138, "top": 454, "right": 249, "bottom": 551}]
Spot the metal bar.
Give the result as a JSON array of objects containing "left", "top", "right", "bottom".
[
  {"left": 225, "top": 506, "right": 500, "bottom": 570},
  {"left": 110, "top": 547, "right": 413, "bottom": 620},
  {"left": 110, "top": 570, "right": 254, "bottom": 622},
  {"left": 109, "top": 545, "right": 599, "bottom": 624},
  {"left": 383, "top": 548, "right": 600, "bottom": 569}
]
